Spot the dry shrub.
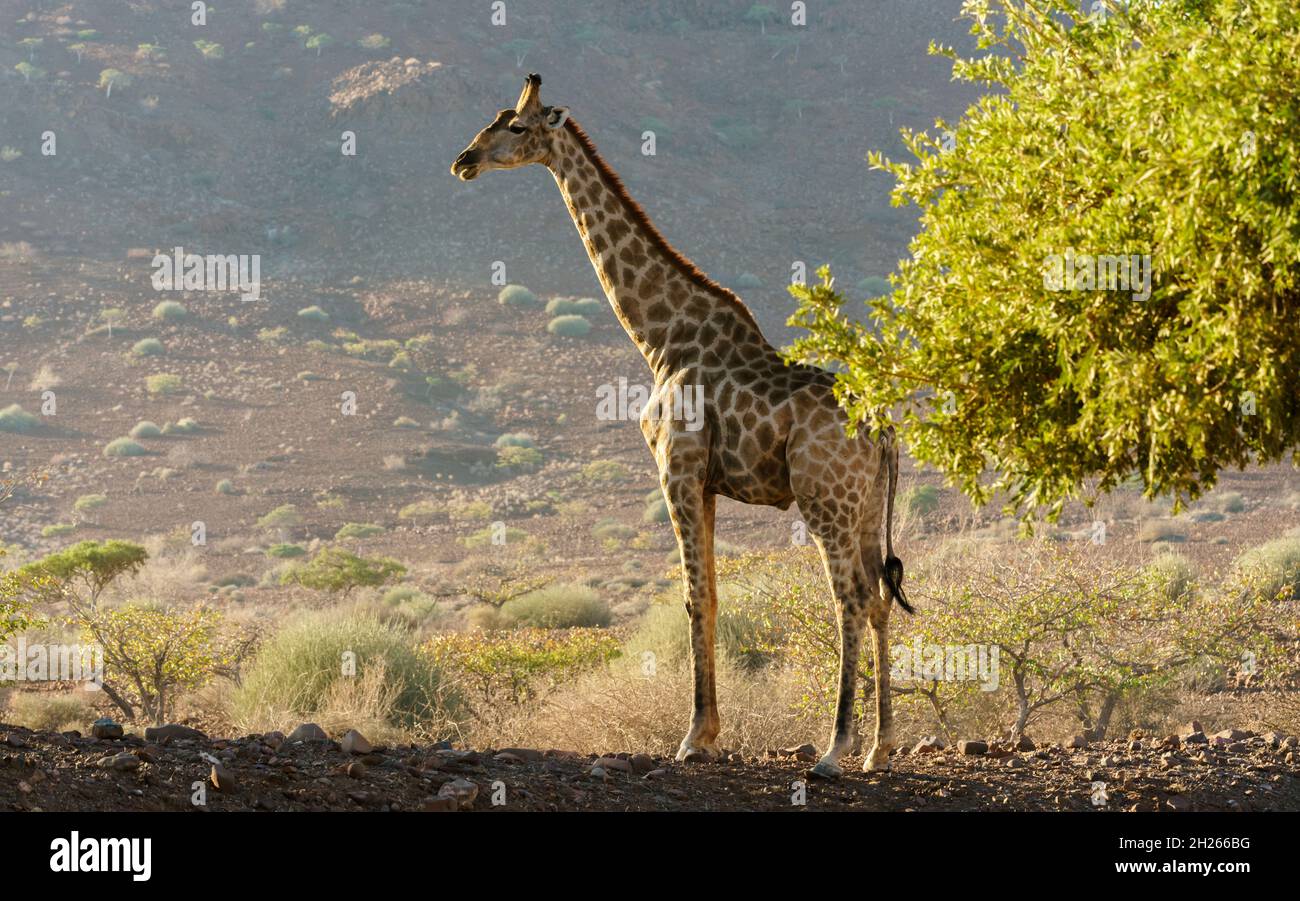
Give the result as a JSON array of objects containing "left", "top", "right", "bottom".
[
  {"left": 6, "top": 690, "right": 94, "bottom": 732},
  {"left": 467, "top": 656, "right": 807, "bottom": 756}
]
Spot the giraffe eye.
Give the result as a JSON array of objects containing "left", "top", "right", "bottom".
[{"left": 507, "top": 124, "right": 527, "bottom": 135}]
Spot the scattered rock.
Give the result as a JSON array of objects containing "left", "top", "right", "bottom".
[
  {"left": 595, "top": 756, "right": 632, "bottom": 773},
  {"left": 1015, "top": 736, "right": 1036, "bottom": 752},
  {"left": 210, "top": 764, "right": 236, "bottom": 792},
  {"left": 911, "top": 736, "right": 946, "bottom": 754},
  {"left": 778, "top": 743, "right": 818, "bottom": 761},
  {"left": 340, "top": 730, "right": 373, "bottom": 755},
  {"left": 99, "top": 752, "right": 139, "bottom": 772},
  {"left": 145, "top": 724, "right": 207, "bottom": 743},
  {"left": 436, "top": 778, "right": 478, "bottom": 810},
  {"left": 345, "top": 761, "right": 367, "bottom": 780},
  {"left": 1068, "top": 734, "right": 1089, "bottom": 749},
  {"left": 498, "top": 748, "right": 543, "bottom": 762},
  {"left": 421, "top": 796, "right": 458, "bottom": 812},
  {"left": 1, "top": 733, "right": 27, "bottom": 749},
  {"left": 1182, "top": 731, "right": 1208, "bottom": 745},
  {"left": 1213, "top": 729, "right": 1250, "bottom": 742},
  {"left": 493, "top": 752, "right": 524, "bottom": 764},
  {"left": 630, "top": 753, "right": 657, "bottom": 775},
  {"left": 1181, "top": 720, "right": 1204, "bottom": 736},
  {"left": 590, "top": 765, "right": 608, "bottom": 780},
  {"left": 286, "top": 723, "right": 329, "bottom": 744},
  {"left": 262, "top": 731, "right": 286, "bottom": 751},
  {"left": 1005, "top": 756, "right": 1025, "bottom": 768},
  {"left": 958, "top": 740, "right": 988, "bottom": 756},
  {"left": 91, "top": 719, "right": 124, "bottom": 741}
]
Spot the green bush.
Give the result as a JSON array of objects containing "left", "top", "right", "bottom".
[
  {"left": 547, "top": 314, "right": 592, "bottom": 337},
  {"left": 73, "top": 494, "right": 108, "bottom": 517},
  {"left": 904, "top": 484, "right": 941, "bottom": 516},
  {"left": 1233, "top": 537, "right": 1300, "bottom": 603},
  {"left": 592, "top": 519, "right": 637, "bottom": 542},
  {"left": 152, "top": 301, "right": 188, "bottom": 322},
  {"left": 500, "top": 584, "right": 611, "bottom": 629},
  {"left": 231, "top": 609, "right": 460, "bottom": 730},
  {"left": 624, "top": 600, "right": 770, "bottom": 670},
  {"left": 129, "top": 420, "right": 162, "bottom": 439},
  {"left": 0, "top": 404, "right": 39, "bottom": 433},
  {"left": 643, "top": 497, "right": 670, "bottom": 524},
  {"left": 145, "top": 373, "right": 183, "bottom": 395},
  {"left": 281, "top": 547, "right": 404, "bottom": 594},
  {"left": 104, "top": 437, "right": 147, "bottom": 458},
  {"left": 297, "top": 305, "right": 330, "bottom": 324},
  {"left": 42, "top": 523, "right": 77, "bottom": 538},
  {"left": 335, "top": 522, "right": 385, "bottom": 540},
  {"left": 497, "top": 445, "right": 543, "bottom": 471},
  {"left": 498, "top": 284, "right": 538, "bottom": 308},
  {"left": 131, "top": 338, "right": 164, "bottom": 357},
  {"left": 581, "top": 460, "right": 629, "bottom": 483},
  {"left": 494, "top": 432, "right": 536, "bottom": 448},
  {"left": 1147, "top": 551, "right": 1197, "bottom": 604},
  {"left": 162, "top": 418, "right": 199, "bottom": 435},
  {"left": 398, "top": 500, "right": 441, "bottom": 521},
  {"left": 1138, "top": 520, "right": 1187, "bottom": 543},
  {"left": 215, "top": 479, "right": 237, "bottom": 495},
  {"left": 266, "top": 543, "right": 307, "bottom": 559}
]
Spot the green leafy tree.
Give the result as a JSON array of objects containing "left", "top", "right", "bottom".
[
  {"left": 788, "top": 0, "right": 1300, "bottom": 519},
  {"left": 305, "top": 33, "right": 334, "bottom": 56},
  {"left": 79, "top": 602, "right": 232, "bottom": 723},
  {"left": 745, "top": 4, "right": 779, "bottom": 34},
  {"left": 282, "top": 547, "right": 406, "bottom": 596},
  {"left": 97, "top": 68, "right": 132, "bottom": 98},
  {"left": 11, "top": 540, "right": 148, "bottom": 613}
]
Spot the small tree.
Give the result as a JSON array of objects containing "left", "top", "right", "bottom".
[
  {"left": 257, "top": 504, "right": 301, "bottom": 541},
  {"left": 745, "top": 4, "right": 779, "bottom": 34},
  {"left": 305, "top": 33, "right": 334, "bottom": 56},
  {"left": 97, "top": 68, "right": 132, "bottom": 98},
  {"left": 15, "top": 62, "right": 44, "bottom": 83},
  {"left": 282, "top": 547, "right": 405, "bottom": 596},
  {"left": 79, "top": 602, "right": 231, "bottom": 723},
  {"left": 12, "top": 540, "right": 148, "bottom": 613}
]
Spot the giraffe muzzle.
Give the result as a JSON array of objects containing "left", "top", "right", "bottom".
[{"left": 451, "top": 150, "right": 481, "bottom": 181}]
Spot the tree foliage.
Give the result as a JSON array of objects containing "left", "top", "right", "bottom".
[
  {"left": 282, "top": 547, "right": 406, "bottom": 595},
  {"left": 788, "top": 0, "right": 1300, "bottom": 518}
]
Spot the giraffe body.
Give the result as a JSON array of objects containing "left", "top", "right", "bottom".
[{"left": 453, "top": 75, "right": 910, "bottom": 777}]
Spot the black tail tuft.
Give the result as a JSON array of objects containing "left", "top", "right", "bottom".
[{"left": 883, "top": 554, "right": 914, "bottom": 614}]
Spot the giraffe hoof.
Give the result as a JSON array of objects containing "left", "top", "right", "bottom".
[
  {"left": 809, "top": 759, "right": 843, "bottom": 780},
  {"left": 863, "top": 749, "right": 893, "bottom": 773},
  {"left": 676, "top": 744, "right": 721, "bottom": 763}
]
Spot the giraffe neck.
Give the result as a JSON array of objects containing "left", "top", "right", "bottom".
[{"left": 545, "top": 119, "right": 770, "bottom": 376}]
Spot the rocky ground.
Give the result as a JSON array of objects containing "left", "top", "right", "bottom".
[{"left": 2, "top": 720, "right": 1297, "bottom": 812}]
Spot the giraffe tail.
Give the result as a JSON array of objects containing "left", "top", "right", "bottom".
[{"left": 882, "top": 429, "right": 914, "bottom": 614}]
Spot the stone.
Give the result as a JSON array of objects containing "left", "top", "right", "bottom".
[
  {"left": 595, "top": 756, "right": 633, "bottom": 773},
  {"left": 145, "top": 724, "right": 207, "bottom": 743},
  {"left": 1068, "top": 734, "right": 1089, "bottom": 749},
  {"left": 1129, "top": 740, "right": 1143, "bottom": 752},
  {"left": 1005, "top": 756, "right": 1025, "bottom": 768},
  {"left": 911, "top": 736, "right": 945, "bottom": 754},
  {"left": 1213, "top": 729, "right": 1250, "bottom": 741},
  {"left": 1015, "top": 736, "right": 1036, "bottom": 752},
  {"left": 286, "top": 723, "right": 329, "bottom": 743},
  {"left": 100, "top": 752, "right": 139, "bottom": 772},
  {"left": 630, "top": 753, "right": 657, "bottom": 775},
  {"left": 436, "top": 778, "right": 478, "bottom": 810},
  {"left": 644, "top": 769, "right": 668, "bottom": 779},
  {"left": 958, "top": 740, "right": 988, "bottom": 756},
  {"left": 779, "top": 743, "right": 818, "bottom": 759},
  {"left": 1182, "top": 731, "right": 1209, "bottom": 745},
  {"left": 421, "top": 796, "right": 458, "bottom": 812},
  {"left": 590, "top": 765, "right": 608, "bottom": 779},
  {"left": 345, "top": 761, "right": 367, "bottom": 779},
  {"left": 493, "top": 752, "right": 524, "bottom": 764},
  {"left": 210, "top": 764, "right": 236, "bottom": 792},
  {"left": 340, "top": 729, "right": 373, "bottom": 755},
  {"left": 499, "top": 747, "right": 543, "bottom": 762},
  {"left": 1, "top": 733, "right": 27, "bottom": 749},
  {"left": 262, "top": 731, "right": 286, "bottom": 751},
  {"left": 1181, "top": 720, "right": 1204, "bottom": 736},
  {"left": 91, "top": 718, "right": 124, "bottom": 741}
]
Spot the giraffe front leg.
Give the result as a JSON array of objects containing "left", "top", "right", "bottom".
[
  {"left": 810, "top": 545, "right": 869, "bottom": 780},
  {"left": 664, "top": 480, "right": 720, "bottom": 762}
]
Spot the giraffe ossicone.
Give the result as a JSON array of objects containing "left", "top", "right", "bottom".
[{"left": 452, "top": 74, "right": 913, "bottom": 777}]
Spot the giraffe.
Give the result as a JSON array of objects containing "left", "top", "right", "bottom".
[{"left": 451, "top": 74, "right": 912, "bottom": 777}]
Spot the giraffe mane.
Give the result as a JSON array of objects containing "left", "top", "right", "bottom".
[{"left": 563, "top": 117, "right": 762, "bottom": 333}]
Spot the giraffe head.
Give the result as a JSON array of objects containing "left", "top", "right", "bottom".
[{"left": 450, "top": 73, "right": 570, "bottom": 181}]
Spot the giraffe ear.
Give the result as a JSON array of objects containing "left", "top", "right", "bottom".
[{"left": 544, "top": 106, "right": 570, "bottom": 130}]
